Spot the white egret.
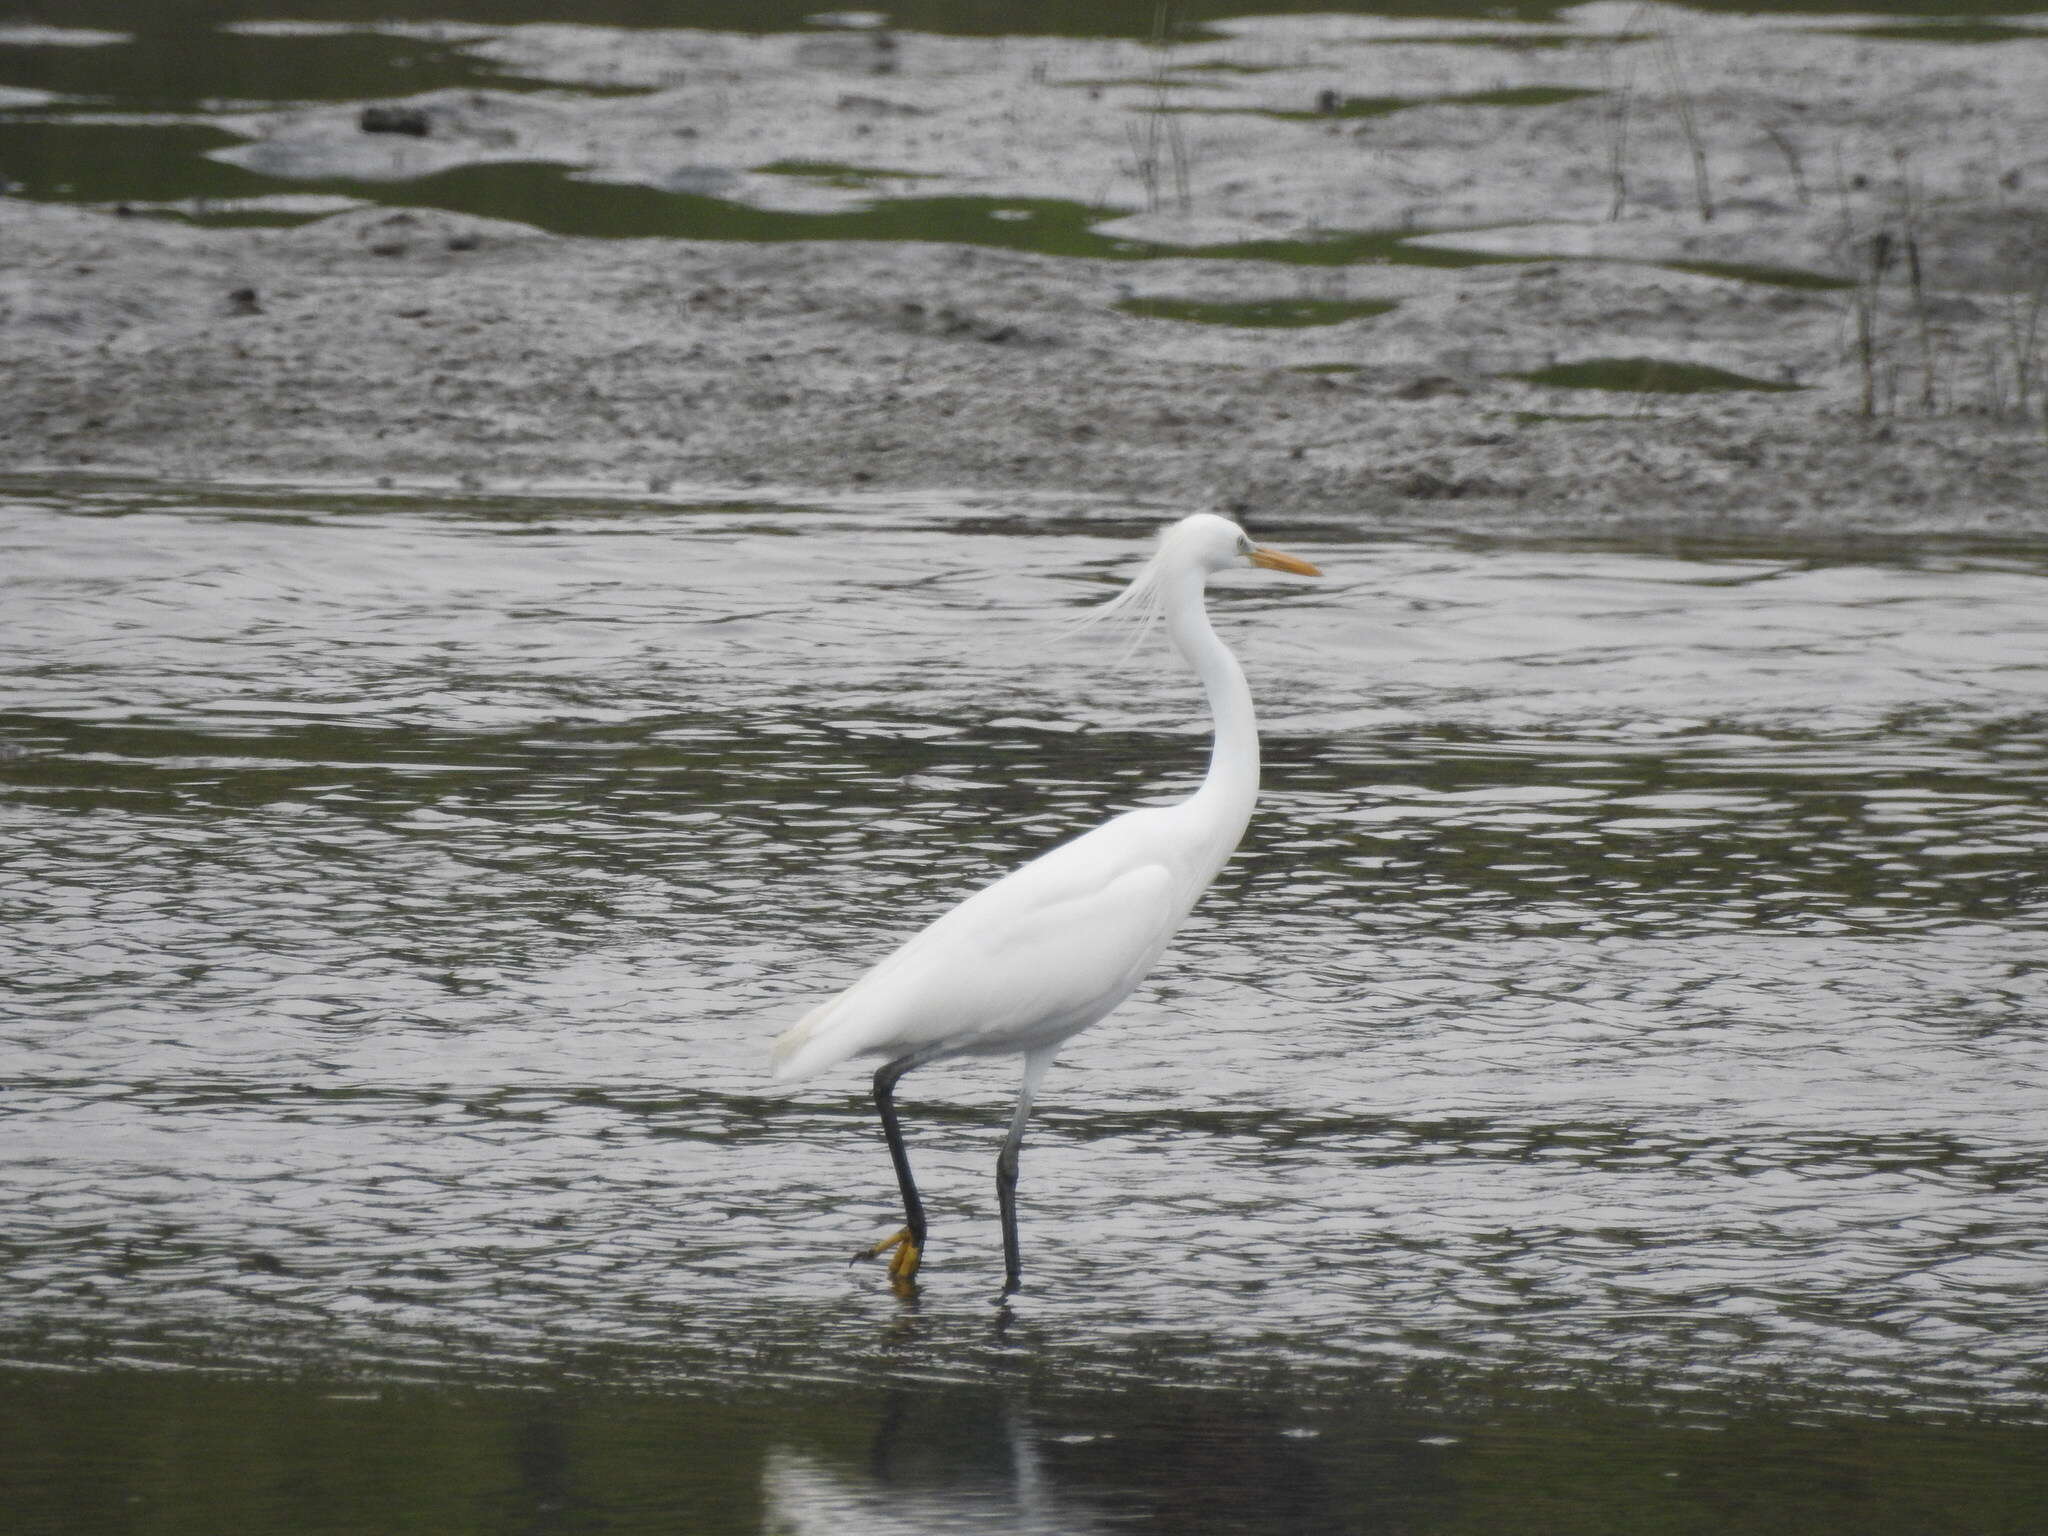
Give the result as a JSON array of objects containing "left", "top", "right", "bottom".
[{"left": 770, "top": 513, "right": 1321, "bottom": 1294}]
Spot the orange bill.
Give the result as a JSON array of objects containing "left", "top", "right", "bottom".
[{"left": 1250, "top": 545, "right": 1323, "bottom": 577}]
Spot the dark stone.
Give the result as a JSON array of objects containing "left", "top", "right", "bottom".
[{"left": 360, "top": 105, "right": 432, "bottom": 137}]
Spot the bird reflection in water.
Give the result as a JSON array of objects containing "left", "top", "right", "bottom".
[
  {"left": 760, "top": 1379, "right": 1375, "bottom": 1536},
  {"left": 762, "top": 1391, "right": 1100, "bottom": 1536}
]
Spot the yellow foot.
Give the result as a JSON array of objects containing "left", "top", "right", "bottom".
[{"left": 854, "top": 1228, "right": 923, "bottom": 1286}]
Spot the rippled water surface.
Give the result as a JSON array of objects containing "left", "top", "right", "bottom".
[{"left": 4, "top": 478, "right": 2047, "bottom": 1532}]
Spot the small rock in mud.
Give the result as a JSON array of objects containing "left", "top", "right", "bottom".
[
  {"left": 659, "top": 166, "right": 739, "bottom": 196},
  {"left": 359, "top": 105, "right": 431, "bottom": 137},
  {"left": 835, "top": 93, "right": 926, "bottom": 118},
  {"left": 795, "top": 29, "right": 898, "bottom": 75},
  {"left": 1392, "top": 375, "right": 1467, "bottom": 400}
]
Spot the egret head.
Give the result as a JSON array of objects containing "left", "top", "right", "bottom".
[
  {"left": 1069, "top": 513, "right": 1321, "bottom": 659},
  {"left": 1163, "top": 512, "right": 1323, "bottom": 578}
]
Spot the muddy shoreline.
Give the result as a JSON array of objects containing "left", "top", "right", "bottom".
[{"left": 4, "top": 8, "right": 2046, "bottom": 536}]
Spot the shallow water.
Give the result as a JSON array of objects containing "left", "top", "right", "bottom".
[{"left": 3, "top": 477, "right": 2047, "bottom": 1530}]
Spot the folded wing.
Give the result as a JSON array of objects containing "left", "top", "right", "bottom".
[{"left": 771, "top": 814, "right": 1183, "bottom": 1081}]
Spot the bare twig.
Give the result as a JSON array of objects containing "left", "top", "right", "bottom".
[
  {"left": 2008, "top": 283, "right": 2045, "bottom": 420},
  {"left": 1126, "top": 119, "right": 1161, "bottom": 213},
  {"left": 1600, "top": 20, "right": 1645, "bottom": 221},
  {"left": 1835, "top": 149, "right": 1882, "bottom": 418},
  {"left": 1762, "top": 123, "right": 1809, "bottom": 206},
  {"left": 1894, "top": 152, "right": 1943, "bottom": 412},
  {"left": 1129, "top": 1, "right": 1194, "bottom": 216},
  {"left": 1658, "top": 34, "right": 1713, "bottom": 222}
]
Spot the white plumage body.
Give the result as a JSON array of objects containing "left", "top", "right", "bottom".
[
  {"left": 766, "top": 513, "right": 1320, "bottom": 1292},
  {"left": 771, "top": 797, "right": 1229, "bottom": 1082}
]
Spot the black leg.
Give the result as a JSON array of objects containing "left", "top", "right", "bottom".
[
  {"left": 855, "top": 1045, "right": 944, "bottom": 1287},
  {"left": 996, "top": 1135, "right": 1023, "bottom": 1295},
  {"left": 875, "top": 1053, "right": 927, "bottom": 1256},
  {"left": 995, "top": 1050, "right": 1057, "bottom": 1298}
]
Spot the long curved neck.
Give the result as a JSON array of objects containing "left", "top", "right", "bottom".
[{"left": 1162, "top": 561, "right": 1259, "bottom": 858}]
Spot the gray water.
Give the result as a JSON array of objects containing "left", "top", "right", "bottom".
[{"left": 4, "top": 477, "right": 2048, "bottom": 1532}]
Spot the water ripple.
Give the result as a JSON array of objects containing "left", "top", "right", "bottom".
[{"left": 3, "top": 482, "right": 2048, "bottom": 1419}]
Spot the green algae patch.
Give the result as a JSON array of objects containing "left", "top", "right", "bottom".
[
  {"left": 1169, "top": 84, "right": 1602, "bottom": 122},
  {"left": 1301, "top": 83, "right": 1603, "bottom": 118},
  {"left": 1167, "top": 60, "right": 1301, "bottom": 75},
  {"left": 307, "top": 166, "right": 1156, "bottom": 256},
  {"left": 0, "top": 119, "right": 1583, "bottom": 279},
  {"left": 1510, "top": 357, "right": 1807, "bottom": 394},
  {"left": 192, "top": 157, "right": 1527, "bottom": 271},
  {"left": 1116, "top": 295, "right": 1398, "bottom": 327},
  {"left": 1191, "top": 227, "right": 1524, "bottom": 269},
  {"left": 1053, "top": 75, "right": 1207, "bottom": 90},
  {"left": 1371, "top": 32, "right": 1652, "bottom": 51},
  {"left": 1827, "top": 22, "right": 2048, "bottom": 45},
  {"left": 0, "top": 119, "right": 263, "bottom": 206},
  {"left": 1661, "top": 259, "right": 1854, "bottom": 292},
  {"left": 755, "top": 160, "right": 939, "bottom": 188}
]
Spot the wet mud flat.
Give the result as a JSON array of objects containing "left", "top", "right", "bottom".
[{"left": 2, "top": 6, "right": 2047, "bottom": 536}]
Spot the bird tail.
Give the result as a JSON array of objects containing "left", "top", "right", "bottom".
[{"left": 769, "top": 999, "right": 859, "bottom": 1082}]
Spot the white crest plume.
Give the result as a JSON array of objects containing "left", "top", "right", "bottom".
[{"left": 1061, "top": 539, "right": 1170, "bottom": 664}]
